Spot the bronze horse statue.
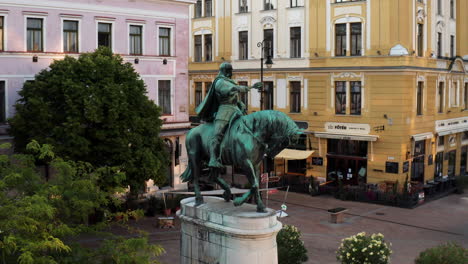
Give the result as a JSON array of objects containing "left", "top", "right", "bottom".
[{"left": 181, "top": 110, "right": 301, "bottom": 212}]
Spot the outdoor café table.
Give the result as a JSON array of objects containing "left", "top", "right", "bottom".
[
  {"left": 423, "top": 184, "right": 435, "bottom": 197},
  {"left": 435, "top": 178, "right": 449, "bottom": 191}
]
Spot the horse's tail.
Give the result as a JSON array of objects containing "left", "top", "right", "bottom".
[{"left": 180, "top": 163, "right": 192, "bottom": 182}]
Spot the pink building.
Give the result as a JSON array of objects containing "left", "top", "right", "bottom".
[{"left": 0, "top": 0, "right": 194, "bottom": 190}]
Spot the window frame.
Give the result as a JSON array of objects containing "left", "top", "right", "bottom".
[
  {"left": 290, "top": 81, "right": 301, "bottom": 113},
  {"left": 26, "top": 16, "right": 45, "bottom": 52},
  {"left": 437, "top": 32, "right": 442, "bottom": 58},
  {"left": 0, "top": 16, "right": 5, "bottom": 52},
  {"left": 238, "top": 31, "right": 248, "bottom": 60},
  {"left": 350, "top": 22, "right": 362, "bottom": 56},
  {"left": 204, "top": 34, "right": 213, "bottom": 62},
  {"left": 437, "top": 0, "right": 442, "bottom": 16},
  {"left": 335, "top": 81, "right": 346, "bottom": 115},
  {"left": 156, "top": 23, "right": 174, "bottom": 57},
  {"left": 0, "top": 80, "right": 6, "bottom": 124},
  {"left": 438, "top": 81, "right": 444, "bottom": 113},
  {"left": 450, "top": 0, "right": 455, "bottom": 19},
  {"left": 450, "top": 35, "right": 454, "bottom": 58},
  {"left": 290, "top": 27, "right": 301, "bottom": 58},
  {"left": 96, "top": 21, "right": 114, "bottom": 51},
  {"left": 61, "top": 18, "right": 80, "bottom": 53},
  {"left": 264, "top": 0, "right": 275, "bottom": 11},
  {"left": 128, "top": 24, "right": 143, "bottom": 55},
  {"left": 239, "top": 0, "right": 248, "bottom": 13},
  {"left": 195, "top": 82, "right": 203, "bottom": 106},
  {"left": 465, "top": 83, "right": 468, "bottom": 110},
  {"left": 290, "top": 0, "right": 303, "bottom": 8},
  {"left": 158, "top": 80, "right": 172, "bottom": 115},
  {"left": 416, "top": 81, "right": 423, "bottom": 115},
  {"left": 194, "top": 35, "right": 202, "bottom": 62},
  {"left": 194, "top": 0, "right": 203, "bottom": 18},
  {"left": 417, "top": 23, "right": 424, "bottom": 57},
  {"left": 263, "top": 29, "right": 274, "bottom": 59},
  {"left": 204, "top": 0, "right": 213, "bottom": 17},
  {"left": 158, "top": 26, "right": 172, "bottom": 56},
  {"left": 335, "top": 23, "right": 346, "bottom": 57},
  {"left": 350, "top": 81, "right": 361, "bottom": 115}
]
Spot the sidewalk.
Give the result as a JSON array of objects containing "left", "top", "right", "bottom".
[{"left": 96, "top": 191, "right": 468, "bottom": 264}]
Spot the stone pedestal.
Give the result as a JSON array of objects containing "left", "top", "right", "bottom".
[{"left": 178, "top": 196, "right": 282, "bottom": 264}]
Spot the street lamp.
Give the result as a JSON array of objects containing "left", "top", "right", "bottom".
[{"left": 257, "top": 40, "right": 273, "bottom": 110}]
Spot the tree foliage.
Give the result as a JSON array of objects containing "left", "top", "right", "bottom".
[
  {"left": 0, "top": 142, "right": 164, "bottom": 264},
  {"left": 415, "top": 242, "right": 468, "bottom": 264},
  {"left": 9, "top": 47, "right": 168, "bottom": 191}
]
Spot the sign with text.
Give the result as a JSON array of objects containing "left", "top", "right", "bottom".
[
  {"left": 325, "top": 122, "right": 371, "bottom": 135},
  {"left": 435, "top": 117, "right": 468, "bottom": 133}
]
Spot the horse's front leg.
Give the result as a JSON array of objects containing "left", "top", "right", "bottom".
[
  {"left": 252, "top": 164, "right": 266, "bottom": 213},
  {"left": 210, "top": 168, "right": 232, "bottom": 202},
  {"left": 190, "top": 157, "right": 203, "bottom": 206}
]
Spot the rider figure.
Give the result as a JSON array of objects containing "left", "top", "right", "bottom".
[{"left": 196, "top": 62, "right": 262, "bottom": 169}]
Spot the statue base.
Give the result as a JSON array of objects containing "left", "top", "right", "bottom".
[{"left": 178, "top": 196, "right": 282, "bottom": 264}]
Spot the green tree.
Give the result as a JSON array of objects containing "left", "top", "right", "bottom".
[
  {"left": 9, "top": 47, "right": 168, "bottom": 192},
  {"left": 277, "top": 225, "right": 308, "bottom": 264},
  {"left": 415, "top": 242, "right": 468, "bottom": 264},
  {"left": 0, "top": 142, "right": 164, "bottom": 264}
]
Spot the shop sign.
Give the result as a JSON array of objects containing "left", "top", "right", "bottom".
[
  {"left": 325, "top": 122, "right": 371, "bottom": 135},
  {"left": 435, "top": 117, "right": 468, "bottom": 133}
]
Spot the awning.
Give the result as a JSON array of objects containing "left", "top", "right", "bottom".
[
  {"left": 412, "top": 132, "right": 433, "bottom": 141},
  {"left": 438, "top": 127, "right": 468, "bottom": 136},
  {"left": 275, "top": 149, "right": 314, "bottom": 160},
  {"left": 314, "top": 132, "right": 378, "bottom": 142}
]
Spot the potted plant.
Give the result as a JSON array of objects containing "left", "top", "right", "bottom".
[{"left": 337, "top": 232, "right": 392, "bottom": 264}]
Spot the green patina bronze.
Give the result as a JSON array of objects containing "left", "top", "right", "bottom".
[{"left": 181, "top": 63, "right": 301, "bottom": 213}]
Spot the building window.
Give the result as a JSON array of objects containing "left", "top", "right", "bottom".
[
  {"left": 465, "top": 83, "right": 468, "bottom": 109},
  {"left": 195, "top": 82, "right": 202, "bottom": 106},
  {"left": 194, "top": 35, "right": 202, "bottom": 62},
  {"left": 290, "top": 82, "right": 301, "bottom": 113},
  {"left": 204, "top": 82, "right": 212, "bottom": 96},
  {"left": 158, "top": 80, "right": 171, "bottom": 115},
  {"left": 159, "top": 27, "right": 171, "bottom": 56},
  {"left": 129, "top": 25, "right": 142, "bottom": 55},
  {"left": 239, "top": 0, "right": 248, "bottom": 13},
  {"left": 204, "top": 34, "right": 212, "bottom": 61},
  {"left": 434, "top": 152, "right": 443, "bottom": 178},
  {"left": 264, "top": 81, "right": 274, "bottom": 110},
  {"left": 450, "top": 0, "right": 454, "bottom": 19},
  {"left": 0, "top": 81, "right": 5, "bottom": 123},
  {"left": 438, "top": 136, "right": 445, "bottom": 148},
  {"left": 437, "top": 0, "right": 442, "bottom": 15},
  {"left": 264, "top": 0, "right": 274, "bottom": 10},
  {"left": 63, "top": 20, "right": 78, "bottom": 53},
  {"left": 437, "top": 32, "right": 442, "bottom": 58},
  {"left": 350, "top": 23, "right": 361, "bottom": 56},
  {"left": 239, "top": 31, "right": 248, "bottom": 60},
  {"left": 290, "top": 27, "right": 301, "bottom": 58},
  {"left": 438, "top": 82, "right": 444, "bottom": 113},
  {"left": 290, "top": 0, "right": 302, "bottom": 8},
  {"left": 263, "top": 29, "right": 273, "bottom": 58},
  {"left": 27, "top": 18, "right": 43, "bottom": 52},
  {"left": 448, "top": 150, "right": 456, "bottom": 177},
  {"left": 195, "top": 0, "right": 202, "bottom": 18},
  {"left": 238, "top": 81, "right": 248, "bottom": 111},
  {"left": 417, "top": 81, "right": 423, "bottom": 115},
  {"left": 335, "top": 24, "right": 346, "bottom": 56},
  {"left": 98, "top": 22, "right": 112, "bottom": 49},
  {"left": 0, "top": 16, "right": 4, "bottom": 51},
  {"left": 205, "top": 0, "right": 212, "bottom": 17},
  {"left": 350, "top": 81, "right": 361, "bottom": 115},
  {"left": 335, "top": 81, "right": 346, "bottom": 115},
  {"left": 450, "top": 35, "right": 454, "bottom": 58},
  {"left": 417, "top": 24, "right": 423, "bottom": 57},
  {"left": 450, "top": 82, "right": 458, "bottom": 107}
]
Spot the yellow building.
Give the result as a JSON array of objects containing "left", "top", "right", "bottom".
[{"left": 188, "top": 0, "right": 468, "bottom": 189}]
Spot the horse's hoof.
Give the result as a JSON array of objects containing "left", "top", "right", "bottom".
[
  {"left": 223, "top": 191, "right": 231, "bottom": 202},
  {"left": 195, "top": 198, "right": 204, "bottom": 206},
  {"left": 256, "top": 207, "right": 266, "bottom": 213},
  {"left": 233, "top": 198, "right": 242, "bottom": 206}
]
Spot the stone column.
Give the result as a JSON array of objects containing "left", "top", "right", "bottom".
[{"left": 178, "top": 196, "right": 282, "bottom": 264}]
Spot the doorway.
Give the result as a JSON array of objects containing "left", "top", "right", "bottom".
[
  {"left": 411, "top": 140, "right": 425, "bottom": 183},
  {"left": 460, "top": 146, "right": 467, "bottom": 176},
  {"left": 326, "top": 139, "right": 368, "bottom": 185}
]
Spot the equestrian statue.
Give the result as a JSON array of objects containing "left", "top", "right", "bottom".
[{"left": 181, "top": 62, "right": 301, "bottom": 213}]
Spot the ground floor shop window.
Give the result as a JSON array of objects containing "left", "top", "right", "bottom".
[
  {"left": 434, "top": 152, "right": 444, "bottom": 179},
  {"left": 411, "top": 140, "right": 426, "bottom": 183},
  {"left": 326, "top": 139, "right": 367, "bottom": 185},
  {"left": 287, "top": 159, "right": 306, "bottom": 175},
  {"left": 461, "top": 146, "right": 467, "bottom": 176},
  {"left": 447, "top": 150, "right": 456, "bottom": 177}
]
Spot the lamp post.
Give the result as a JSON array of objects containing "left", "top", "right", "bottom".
[{"left": 257, "top": 41, "right": 273, "bottom": 110}]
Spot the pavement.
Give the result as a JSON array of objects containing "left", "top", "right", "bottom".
[{"left": 86, "top": 190, "right": 468, "bottom": 264}]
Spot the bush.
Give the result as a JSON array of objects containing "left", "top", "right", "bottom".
[
  {"left": 277, "top": 225, "right": 308, "bottom": 264},
  {"left": 415, "top": 242, "right": 468, "bottom": 264},
  {"left": 9, "top": 47, "right": 168, "bottom": 193},
  {"left": 336, "top": 232, "right": 392, "bottom": 264},
  {"left": 455, "top": 176, "right": 468, "bottom": 194}
]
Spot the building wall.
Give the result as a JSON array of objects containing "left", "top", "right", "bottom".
[
  {"left": 0, "top": 0, "right": 195, "bottom": 189},
  {"left": 188, "top": 0, "right": 468, "bottom": 187}
]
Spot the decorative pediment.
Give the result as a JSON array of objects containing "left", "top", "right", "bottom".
[
  {"left": 389, "top": 44, "right": 409, "bottom": 56},
  {"left": 260, "top": 16, "right": 276, "bottom": 25},
  {"left": 333, "top": 72, "right": 361, "bottom": 79},
  {"left": 192, "top": 75, "right": 212, "bottom": 80}
]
